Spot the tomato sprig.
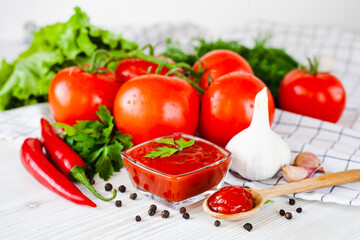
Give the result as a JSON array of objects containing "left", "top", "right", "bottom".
[
  {"left": 87, "top": 44, "right": 206, "bottom": 94},
  {"left": 67, "top": 45, "right": 206, "bottom": 94},
  {"left": 127, "top": 50, "right": 205, "bottom": 94},
  {"left": 307, "top": 57, "right": 320, "bottom": 75}
]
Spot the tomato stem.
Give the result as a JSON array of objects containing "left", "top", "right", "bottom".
[
  {"left": 131, "top": 51, "right": 205, "bottom": 94},
  {"left": 81, "top": 50, "right": 111, "bottom": 74},
  {"left": 146, "top": 66, "right": 153, "bottom": 74},
  {"left": 141, "top": 44, "right": 154, "bottom": 56},
  {"left": 155, "top": 58, "right": 166, "bottom": 74},
  {"left": 165, "top": 68, "right": 182, "bottom": 76},
  {"left": 97, "top": 47, "right": 205, "bottom": 94},
  {"left": 307, "top": 57, "right": 319, "bottom": 75}
]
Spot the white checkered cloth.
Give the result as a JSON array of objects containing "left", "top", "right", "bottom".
[{"left": 0, "top": 22, "right": 359, "bottom": 206}]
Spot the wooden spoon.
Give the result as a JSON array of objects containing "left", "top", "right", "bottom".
[{"left": 203, "top": 169, "right": 360, "bottom": 220}]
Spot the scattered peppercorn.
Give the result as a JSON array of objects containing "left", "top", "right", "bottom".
[
  {"left": 285, "top": 212, "right": 292, "bottom": 220},
  {"left": 105, "top": 183, "right": 113, "bottom": 191},
  {"left": 148, "top": 208, "right": 156, "bottom": 216},
  {"left": 214, "top": 220, "right": 221, "bottom": 227},
  {"left": 296, "top": 207, "right": 302, "bottom": 213},
  {"left": 289, "top": 199, "right": 295, "bottom": 205},
  {"left": 118, "top": 185, "right": 126, "bottom": 193},
  {"left": 179, "top": 207, "right": 186, "bottom": 214},
  {"left": 161, "top": 210, "right": 170, "bottom": 218},
  {"left": 90, "top": 179, "right": 95, "bottom": 185},
  {"left": 279, "top": 209, "right": 285, "bottom": 216},
  {"left": 150, "top": 204, "right": 157, "bottom": 211},
  {"left": 115, "top": 200, "right": 122, "bottom": 207},
  {"left": 243, "top": 223, "right": 253, "bottom": 232},
  {"left": 129, "top": 193, "right": 137, "bottom": 200},
  {"left": 182, "top": 213, "right": 190, "bottom": 219},
  {"left": 135, "top": 215, "right": 141, "bottom": 222}
]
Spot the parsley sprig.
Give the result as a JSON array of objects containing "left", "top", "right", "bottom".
[
  {"left": 144, "top": 137, "right": 195, "bottom": 158},
  {"left": 52, "top": 105, "right": 133, "bottom": 180}
]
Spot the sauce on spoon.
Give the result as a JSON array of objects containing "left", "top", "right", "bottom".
[{"left": 208, "top": 186, "right": 254, "bottom": 214}]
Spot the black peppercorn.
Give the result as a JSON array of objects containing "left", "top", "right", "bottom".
[
  {"left": 161, "top": 210, "right": 170, "bottom": 218},
  {"left": 243, "top": 223, "right": 253, "bottom": 232},
  {"left": 182, "top": 213, "right": 190, "bottom": 219},
  {"left": 296, "top": 207, "right": 302, "bottom": 213},
  {"left": 135, "top": 215, "right": 141, "bottom": 222},
  {"left": 129, "top": 193, "right": 137, "bottom": 200},
  {"left": 289, "top": 199, "right": 295, "bottom": 205},
  {"left": 150, "top": 204, "right": 157, "bottom": 211},
  {"left": 285, "top": 212, "right": 292, "bottom": 220},
  {"left": 118, "top": 185, "right": 126, "bottom": 193},
  {"left": 115, "top": 200, "right": 122, "bottom": 207},
  {"left": 179, "top": 207, "right": 186, "bottom": 214},
  {"left": 105, "top": 183, "right": 113, "bottom": 191},
  {"left": 214, "top": 220, "right": 221, "bottom": 227},
  {"left": 279, "top": 209, "right": 285, "bottom": 216},
  {"left": 90, "top": 179, "right": 95, "bottom": 185},
  {"left": 148, "top": 208, "right": 156, "bottom": 216}
]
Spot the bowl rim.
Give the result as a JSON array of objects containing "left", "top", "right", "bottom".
[{"left": 122, "top": 133, "right": 232, "bottom": 178}]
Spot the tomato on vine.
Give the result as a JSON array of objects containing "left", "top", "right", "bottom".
[
  {"left": 49, "top": 51, "right": 121, "bottom": 125},
  {"left": 113, "top": 74, "right": 200, "bottom": 144},
  {"left": 115, "top": 57, "right": 181, "bottom": 82},
  {"left": 279, "top": 58, "right": 346, "bottom": 123},
  {"left": 199, "top": 71, "right": 275, "bottom": 147},
  {"left": 193, "top": 49, "right": 253, "bottom": 90}
]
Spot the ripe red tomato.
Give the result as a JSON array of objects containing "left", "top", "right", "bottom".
[
  {"left": 279, "top": 69, "right": 346, "bottom": 123},
  {"left": 49, "top": 66, "right": 120, "bottom": 125},
  {"left": 193, "top": 49, "right": 253, "bottom": 90},
  {"left": 116, "top": 57, "right": 178, "bottom": 82},
  {"left": 113, "top": 74, "right": 200, "bottom": 144},
  {"left": 199, "top": 71, "right": 275, "bottom": 147}
]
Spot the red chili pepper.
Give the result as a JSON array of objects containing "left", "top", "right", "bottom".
[
  {"left": 40, "top": 118, "right": 116, "bottom": 201},
  {"left": 20, "top": 138, "right": 96, "bottom": 207}
]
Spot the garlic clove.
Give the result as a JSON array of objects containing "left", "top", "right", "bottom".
[
  {"left": 282, "top": 165, "right": 316, "bottom": 182},
  {"left": 294, "top": 152, "right": 326, "bottom": 173}
]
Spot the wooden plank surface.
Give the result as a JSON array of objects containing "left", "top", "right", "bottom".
[{"left": 1, "top": 139, "right": 360, "bottom": 240}]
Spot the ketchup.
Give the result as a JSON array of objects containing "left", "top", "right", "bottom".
[
  {"left": 122, "top": 133, "right": 232, "bottom": 202},
  {"left": 128, "top": 134, "right": 225, "bottom": 175},
  {"left": 208, "top": 186, "right": 254, "bottom": 214}
]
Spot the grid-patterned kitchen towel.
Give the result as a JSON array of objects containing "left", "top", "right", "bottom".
[
  {"left": 226, "top": 110, "right": 360, "bottom": 206},
  {"left": 0, "top": 22, "right": 360, "bottom": 206}
]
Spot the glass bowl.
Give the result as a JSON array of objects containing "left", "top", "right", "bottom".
[{"left": 122, "top": 133, "right": 232, "bottom": 209}]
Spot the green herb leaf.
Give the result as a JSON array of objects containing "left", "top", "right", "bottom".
[
  {"left": 145, "top": 147, "right": 179, "bottom": 158},
  {"left": 264, "top": 200, "right": 274, "bottom": 204},
  {"left": 145, "top": 137, "right": 195, "bottom": 158},
  {"left": 0, "top": 7, "right": 138, "bottom": 111},
  {"left": 95, "top": 151, "right": 114, "bottom": 181},
  {"left": 175, "top": 138, "right": 195, "bottom": 151},
  {"left": 52, "top": 104, "right": 133, "bottom": 181},
  {"left": 155, "top": 138, "right": 175, "bottom": 145}
]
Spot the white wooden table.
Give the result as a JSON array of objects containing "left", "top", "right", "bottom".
[{"left": 1, "top": 139, "right": 360, "bottom": 240}]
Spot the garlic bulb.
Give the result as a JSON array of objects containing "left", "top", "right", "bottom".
[{"left": 226, "top": 88, "right": 291, "bottom": 180}]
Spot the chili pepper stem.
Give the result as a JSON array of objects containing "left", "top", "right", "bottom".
[{"left": 69, "top": 166, "right": 117, "bottom": 201}]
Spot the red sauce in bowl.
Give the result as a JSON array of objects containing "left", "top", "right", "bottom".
[
  {"left": 128, "top": 136, "right": 226, "bottom": 175},
  {"left": 122, "top": 133, "right": 231, "bottom": 202},
  {"left": 208, "top": 186, "right": 254, "bottom": 214}
]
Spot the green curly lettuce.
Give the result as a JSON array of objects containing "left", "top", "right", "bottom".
[{"left": 0, "top": 7, "right": 138, "bottom": 111}]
